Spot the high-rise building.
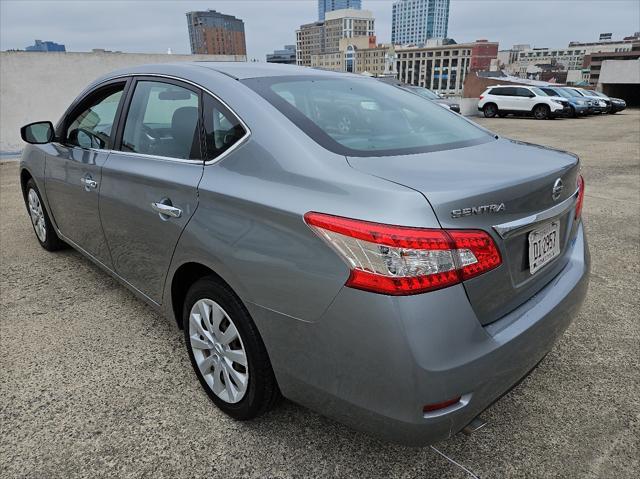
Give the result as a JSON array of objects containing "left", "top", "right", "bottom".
[
  {"left": 318, "top": 0, "right": 362, "bottom": 21},
  {"left": 391, "top": 0, "right": 450, "bottom": 46},
  {"left": 297, "top": 9, "right": 375, "bottom": 66},
  {"left": 25, "top": 40, "right": 66, "bottom": 52},
  {"left": 186, "top": 10, "right": 246, "bottom": 56}
]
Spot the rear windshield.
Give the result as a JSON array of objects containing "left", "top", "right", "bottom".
[{"left": 243, "top": 76, "right": 492, "bottom": 157}]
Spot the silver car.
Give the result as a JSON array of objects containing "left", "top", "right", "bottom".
[{"left": 19, "top": 63, "right": 589, "bottom": 445}]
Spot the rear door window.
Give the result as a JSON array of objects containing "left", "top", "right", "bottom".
[{"left": 120, "top": 80, "right": 201, "bottom": 161}]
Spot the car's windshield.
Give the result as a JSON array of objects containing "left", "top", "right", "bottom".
[
  {"left": 530, "top": 87, "right": 547, "bottom": 96},
  {"left": 578, "top": 89, "right": 595, "bottom": 97},
  {"left": 243, "top": 76, "right": 491, "bottom": 157},
  {"left": 593, "top": 91, "right": 608, "bottom": 98},
  {"left": 405, "top": 86, "right": 440, "bottom": 100},
  {"left": 561, "top": 88, "right": 581, "bottom": 98},
  {"left": 552, "top": 89, "right": 572, "bottom": 99}
]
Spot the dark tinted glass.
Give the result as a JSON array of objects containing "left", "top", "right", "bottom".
[
  {"left": 514, "top": 88, "right": 534, "bottom": 97},
  {"left": 202, "top": 94, "right": 247, "bottom": 161},
  {"left": 244, "top": 76, "right": 491, "bottom": 157}
]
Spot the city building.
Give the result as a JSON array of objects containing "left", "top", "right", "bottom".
[
  {"left": 25, "top": 40, "right": 65, "bottom": 52},
  {"left": 311, "top": 36, "right": 395, "bottom": 76},
  {"left": 395, "top": 39, "right": 498, "bottom": 95},
  {"left": 266, "top": 45, "right": 296, "bottom": 64},
  {"left": 318, "top": 0, "right": 361, "bottom": 21},
  {"left": 584, "top": 43, "right": 640, "bottom": 86},
  {"left": 506, "top": 33, "right": 640, "bottom": 79},
  {"left": 296, "top": 9, "right": 375, "bottom": 66},
  {"left": 186, "top": 10, "right": 246, "bottom": 56},
  {"left": 391, "top": 0, "right": 450, "bottom": 46}
]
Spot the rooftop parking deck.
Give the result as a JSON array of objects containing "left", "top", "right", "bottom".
[{"left": 1, "top": 109, "right": 638, "bottom": 478}]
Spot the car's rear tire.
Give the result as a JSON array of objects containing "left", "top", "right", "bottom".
[
  {"left": 24, "top": 179, "right": 66, "bottom": 251},
  {"left": 533, "top": 104, "right": 550, "bottom": 120},
  {"left": 483, "top": 103, "right": 498, "bottom": 118},
  {"left": 183, "top": 276, "right": 280, "bottom": 420}
]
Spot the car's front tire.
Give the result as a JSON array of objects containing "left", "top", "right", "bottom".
[
  {"left": 183, "top": 276, "right": 280, "bottom": 420},
  {"left": 483, "top": 103, "right": 498, "bottom": 118},
  {"left": 533, "top": 104, "right": 550, "bottom": 120},
  {"left": 24, "top": 179, "right": 66, "bottom": 251}
]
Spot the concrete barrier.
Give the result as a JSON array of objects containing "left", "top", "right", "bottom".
[{"left": 0, "top": 51, "right": 245, "bottom": 153}]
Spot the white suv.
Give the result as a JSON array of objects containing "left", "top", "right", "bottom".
[{"left": 478, "top": 85, "right": 570, "bottom": 120}]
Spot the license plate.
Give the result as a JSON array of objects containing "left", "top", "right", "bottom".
[{"left": 528, "top": 221, "right": 560, "bottom": 275}]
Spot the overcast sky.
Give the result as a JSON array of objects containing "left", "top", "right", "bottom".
[{"left": 1, "top": 0, "right": 639, "bottom": 60}]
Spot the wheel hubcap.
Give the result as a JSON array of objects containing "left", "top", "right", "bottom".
[
  {"left": 27, "top": 189, "right": 46, "bottom": 242},
  {"left": 188, "top": 299, "right": 248, "bottom": 404}
]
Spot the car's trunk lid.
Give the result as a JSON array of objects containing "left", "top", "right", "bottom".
[{"left": 347, "top": 138, "right": 581, "bottom": 325}]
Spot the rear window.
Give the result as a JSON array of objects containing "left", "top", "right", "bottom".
[{"left": 243, "top": 76, "right": 492, "bottom": 157}]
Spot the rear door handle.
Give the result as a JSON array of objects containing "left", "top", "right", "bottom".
[
  {"left": 80, "top": 177, "right": 98, "bottom": 189},
  {"left": 151, "top": 202, "right": 182, "bottom": 218}
]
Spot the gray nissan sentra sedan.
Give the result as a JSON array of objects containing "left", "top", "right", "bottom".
[{"left": 19, "top": 63, "right": 589, "bottom": 445}]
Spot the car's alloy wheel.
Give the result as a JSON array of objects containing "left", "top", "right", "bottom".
[
  {"left": 188, "top": 298, "right": 249, "bottom": 403},
  {"left": 533, "top": 105, "right": 549, "bottom": 120},
  {"left": 24, "top": 179, "right": 65, "bottom": 251},
  {"left": 483, "top": 104, "right": 497, "bottom": 118},
  {"left": 28, "top": 188, "right": 47, "bottom": 243}
]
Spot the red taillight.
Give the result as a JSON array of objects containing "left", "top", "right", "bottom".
[
  {"left": 304, "top": 212, "right": 502, "bottom": 295},
  {"left": 575, "top": 175, "right": 585, "bottom": 220},
  {"left": 423, "top": 396, "right": 461, "bottom": 413},
  {"left": 479, "top": 95, "right": 484, "bottom": 100}
]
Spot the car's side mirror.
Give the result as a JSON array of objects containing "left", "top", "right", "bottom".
[{"left": 21, "top": 121, "right": 55, "bottom": 144}]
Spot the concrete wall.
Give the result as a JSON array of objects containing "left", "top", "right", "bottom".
[
  {"left": 0, "top": 51, "right": 245, "bottom": 153},
  {"left": 598, "top": 59, "right": 640, "bottom": 85}
]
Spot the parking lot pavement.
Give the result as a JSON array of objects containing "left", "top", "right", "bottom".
[{"left": 1, "top": 110, "right": 639, "bottom": 479}]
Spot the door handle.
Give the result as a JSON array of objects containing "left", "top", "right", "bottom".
[
  {"left": 151, "top": 202, "right": 182, "bottom": 218},
  {"left": 80, "top": 177, "right": 98, "bottom": 189}
]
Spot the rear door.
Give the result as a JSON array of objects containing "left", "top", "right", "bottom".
[
  {"left": 497, "top": 87, "right": 517, "bottom": 110},
  {"left": 99, "top": 77, "right": 204, "bottom": 303},
  {"left": 45, "top": 79, "right": 129, "bottom": 267}
]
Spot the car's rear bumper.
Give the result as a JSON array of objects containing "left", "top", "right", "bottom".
[{"left": 249, "top": 223, "right": 590, "bottom": 445}]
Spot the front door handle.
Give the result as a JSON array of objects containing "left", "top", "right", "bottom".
[
  {"left": 80, "top": 177, "right": 98, "bottom": 189},
  {"left": 151, "top": 201, "right": 182, "bottom": 218}
]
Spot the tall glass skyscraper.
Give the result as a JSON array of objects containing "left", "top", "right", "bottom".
[
  {"left": 318, "top": 0, "right": 362, "bottom": 21},
  {"left": 391, "top": 0, "right": 450, "bottom": 45}
]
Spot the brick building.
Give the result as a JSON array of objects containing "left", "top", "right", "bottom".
[{"left": 186, "top": 10, "right": 247, "bottom": 56}]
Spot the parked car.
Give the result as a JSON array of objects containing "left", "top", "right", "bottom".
[
  {"left": 402, "top": 85, "right": 461, "bottom": 113},
  {"left": 567, "top": 88, "right": 610, "bottom": 113},
  {"left": 19, "top": 63, "right": 589, "bottom": 446},
  {"left": 538, "top": 86, "right": 591, "bottom": 117},
  {"left": 478, "top": 85, "right": 571, "bottom": 119},
  {"left": 590, "top": 90, "right": 627, "bottom": 114},
  {"left": 554, "top": 87, "right": 599, "bottom": 115},
  {"left": 377, "top": 77, "right": 461, "bottom": 113}
]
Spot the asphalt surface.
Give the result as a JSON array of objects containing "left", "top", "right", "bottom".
[{"left": 1, "top": 110, "right": 639, "bottom": 479}]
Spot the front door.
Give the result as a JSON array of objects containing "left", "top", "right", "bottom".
[
  {"left": 99, "top": 78, "right": 204, "bottom": 303},
  {"left": 45, "top": 80, "right": 128, "bottom": 267}
]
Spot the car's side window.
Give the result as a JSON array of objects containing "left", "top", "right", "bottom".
[
  {"left": 121, "top": 80, "right": 201, "bottom": 161},
  {"left": 65, "top": 84, "right": 125, "bottom": 150},
  {"left": 202, "top": 94, "right": 247, "bottom": 161},
  {"left": 489, "top": 88, "right": 503, "bottom": 96},
  {"left": 515, "top": 88, "right": 533, "bottom": 98}
]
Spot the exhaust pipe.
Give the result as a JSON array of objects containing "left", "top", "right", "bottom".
[{"left": 462, "top": 416, "right": 487, "bottom": 435}]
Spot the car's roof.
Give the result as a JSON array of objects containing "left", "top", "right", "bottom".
[{"left": 191, "top": 61, "right": 354, "bottom": 80}]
